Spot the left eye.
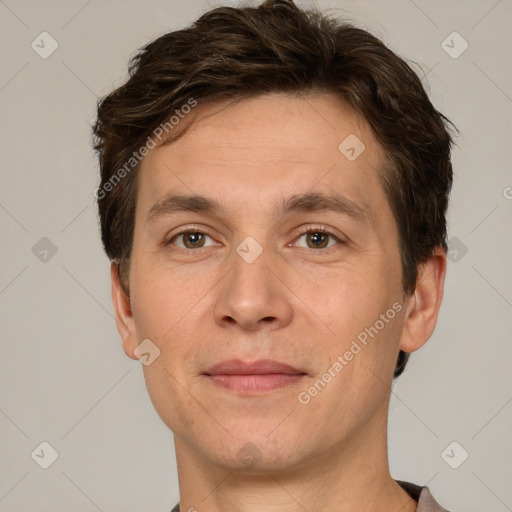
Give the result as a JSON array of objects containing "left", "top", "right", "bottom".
[
  {"left": 294, "top": 230, "right": 340, "bottom": 250},
  {"left": 170, "top": 231, "right": 216, "bottom": 249}
]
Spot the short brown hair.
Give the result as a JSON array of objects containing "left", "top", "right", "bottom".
[{"left": 92, "top": 0, "right": 455, "bottom": 378}]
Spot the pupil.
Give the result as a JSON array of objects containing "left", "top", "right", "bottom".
[
  {"left": 186, "top": 233, "right": 203, "bottom": 247},
  {"left": 309, "top": 232, "right": 327, "bottom": 248}
]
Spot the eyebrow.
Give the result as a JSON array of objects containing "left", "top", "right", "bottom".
[{"left": 146, "top": 192, "right": 372, "bottom": 227}]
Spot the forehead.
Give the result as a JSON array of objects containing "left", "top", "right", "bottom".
[
  {"left": 136, "top": 92, "right": 388, "bottom": 226},
  {"left": 155, "top": 92, "right": 375, "bottom": 164}
]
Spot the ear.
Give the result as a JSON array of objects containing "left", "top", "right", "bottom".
[
  {"left": 398, "top": 248, "right": 447, "bottom": 353},
  {"left": 111, "top": 261, "right": 139, "bottom": 360}
]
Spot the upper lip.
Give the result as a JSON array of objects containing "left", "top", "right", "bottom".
[{"left": 205, "top": 359, "right": 305, "bottom": 376}]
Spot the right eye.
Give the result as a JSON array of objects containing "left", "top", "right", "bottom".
[{"left": 166, "top": 230, "right": 218, "bottom": 250}]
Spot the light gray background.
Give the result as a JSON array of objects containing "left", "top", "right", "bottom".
[{"left": 1, "top": 0, "right": 511, "bottom": 510}]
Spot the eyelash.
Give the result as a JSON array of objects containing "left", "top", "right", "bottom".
[
  {"left": 165, "top": 224, "right": 343, "bottom": 252},
  {"left": 293, "top": 225, "right": 342, "bottom": 251}
]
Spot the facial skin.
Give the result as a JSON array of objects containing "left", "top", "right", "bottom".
[{"left": 111, "top": 92, "right": 446, "bottom": 512}]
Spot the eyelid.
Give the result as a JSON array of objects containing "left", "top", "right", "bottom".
[
  {"left": 293, "top": 224, "right": 344, "bottom": 240},
  {"left": 164, "top": 225, "right": 217, "bottom": 246}
]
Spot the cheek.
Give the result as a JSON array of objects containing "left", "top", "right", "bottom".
[
  {"left": 309, "top": 264, "right": 404, "bottom": 379},
  {"left": 130, "top": 276, "right": 171, "bottom": 340},
  {"left": 130, "top": 266, "right": 203, "bottom": 429},
  {"left": 130, "top": 253, "right": 206, "bottom": 338},
  {"left": 314, "top": 265, "right": 393, "bottom": 330}
]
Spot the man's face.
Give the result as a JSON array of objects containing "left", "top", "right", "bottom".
[{"left": 121, "top": 92, "right": 410, "bottom": 470}]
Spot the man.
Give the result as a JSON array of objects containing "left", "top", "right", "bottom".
[{"left": 93, "top": 1, "right": 456, "bottom": 510}]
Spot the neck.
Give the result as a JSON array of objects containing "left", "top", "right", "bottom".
[{"left": 173, "top": 409, "right": 417, "bottom": 512}]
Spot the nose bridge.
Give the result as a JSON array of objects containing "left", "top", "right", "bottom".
[
  {"left": 228, "top": 234, "right": 275, "bottom": 308},
  {"left": 214, "top": 232, "right": 293, "bottom": 331}
]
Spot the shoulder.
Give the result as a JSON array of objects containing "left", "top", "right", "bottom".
[{"left": 397, "top": 480, "right": 453, "bottom": 512}]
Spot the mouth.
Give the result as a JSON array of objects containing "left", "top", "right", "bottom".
[{"left": 203, "top": 359, "right": 307, "bottom": 394}]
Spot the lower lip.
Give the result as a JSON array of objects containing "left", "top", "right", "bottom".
[{"left": 207, "top": 374, "right": 306, "bottom": 393}]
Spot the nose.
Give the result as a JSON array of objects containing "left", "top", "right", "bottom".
[{"left": 213, "top": 242, "right": 294, "bottom": 332}]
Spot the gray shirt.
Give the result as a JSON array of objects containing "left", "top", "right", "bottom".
[
  {"left": 397, "top": 481, "right": 451, "bottom": 511},
  {"left": 170, "top": 480, "right": 451, "bottom": 512}
]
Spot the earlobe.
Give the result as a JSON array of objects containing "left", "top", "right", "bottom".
[
  {"left": 398, "top": 248, "right": 447, "bottom": 353},
  {"left": 110, "top": 261, "right": 139, "bottom": 360}
]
